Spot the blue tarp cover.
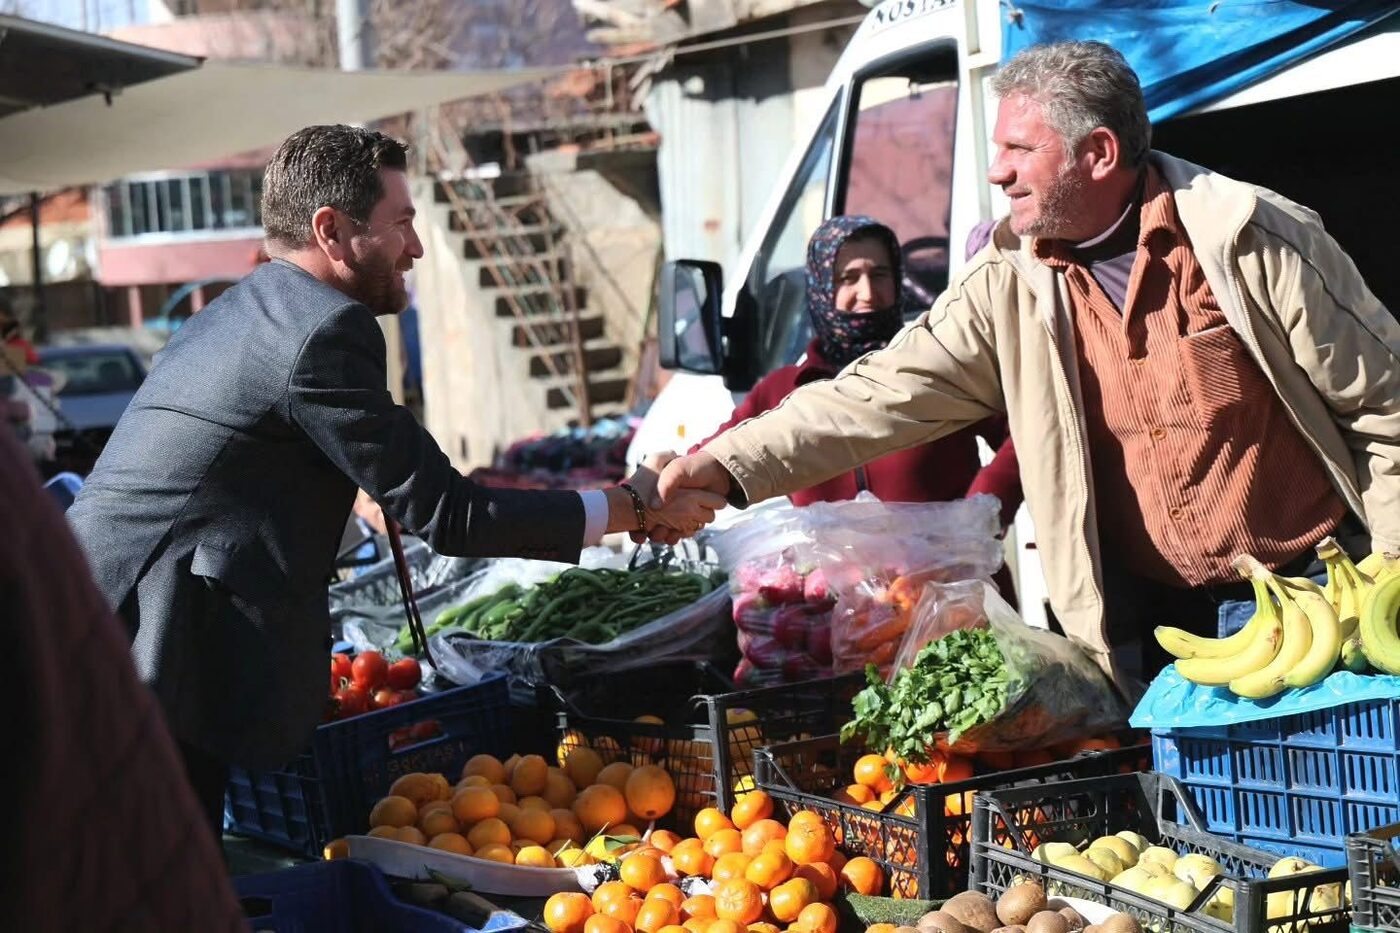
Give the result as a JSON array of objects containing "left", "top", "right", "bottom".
[{"left": 1001, "top": 0, "right": 1400, "bottom": 121}]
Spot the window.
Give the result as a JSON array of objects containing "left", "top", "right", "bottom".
[
  {"left": 840, "top": 53, "right": 959, "bottom": 310},
  {"left": 44, "top": 351, "right": 144, "bottom": 395},
  {"left": 102, "top": 169, "right": 266, "bottom": 239},
  {"left": 744, "top": 99, "right": 840, "bottom": 378}
]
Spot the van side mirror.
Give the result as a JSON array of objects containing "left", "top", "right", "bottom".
[{"left": 657, "top": 259, "right": 724, "bottom": 374}]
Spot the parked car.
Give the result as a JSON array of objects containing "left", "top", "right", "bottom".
[{"left": 36, "top": 343, "right": 146, "bottom": 472}]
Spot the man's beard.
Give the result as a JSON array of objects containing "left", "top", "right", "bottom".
[
  {"left": 348, "top": 251, "right": 408, "bottom": 316},
  {"left": 1021, "top": 163, "right": 1086, "bottom": 240}
]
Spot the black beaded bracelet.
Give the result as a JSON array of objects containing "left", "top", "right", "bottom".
[{"left": 618, "top": 482, "right": 648, "bottom": 532}]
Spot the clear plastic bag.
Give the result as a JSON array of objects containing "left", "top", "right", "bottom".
[
  {"left": 888, "top": 579, "right": 1127, "bottom": 752},
  {"left": 713, "top": 494, "right": 1004, "bottom": 687}
]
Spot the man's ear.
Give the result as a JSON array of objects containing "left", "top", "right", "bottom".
[
  {"left": 310, "top": 206, "right": 348, "bottom": 262},
  {"left": 1083, "top": 126, "right": 1122, "bottom": 181}
]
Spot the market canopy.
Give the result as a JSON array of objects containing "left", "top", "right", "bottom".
[
  {"left": 1001, "top": 0, "right": 1400, "bottom": 121},
  {"left": 0, "top": 58, "right": 558, "bottom": 196}
]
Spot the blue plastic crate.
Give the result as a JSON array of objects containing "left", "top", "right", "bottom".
[
  {"left": 1152, "top": 697, "right": 1400, "bottom": 866},
  {"left": 226, "top": 675, "right": 512, "bottom": 857},
  {"left": 234, "top": 859, "right": 471, "bottom": 932}
]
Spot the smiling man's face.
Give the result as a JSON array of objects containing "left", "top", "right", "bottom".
[{"left": 987, "top": 92, "right": 1091, "bottom": 240}]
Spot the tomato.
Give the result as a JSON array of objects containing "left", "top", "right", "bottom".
[
  {"left": 331, "top": 652, "right": 353, "bottom": 684},
  {"left": 372, "top": 687, "right": 399, "bottom": 709},
  {"left": 351, "top": 651, "right": 388, "bottom": 690},
  {"left": 395, "top": 690, "right": 419, "bottom": 705},
  {"left": 386, "top": 658, "right": 422, "bottom": 691},
  {"left": 335, "top": 685, "right": 368, "bottom": 718},
  {"left": 408, "top": 719, "right": 441, "bottom": 741}
]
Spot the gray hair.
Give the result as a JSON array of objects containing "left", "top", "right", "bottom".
[{"left": 991, "top": 40, "right": 1151, "bottom": 167}]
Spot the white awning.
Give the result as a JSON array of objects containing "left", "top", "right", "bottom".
[{"left": 0, "top": 60, "right": 558, "bottom": 195}]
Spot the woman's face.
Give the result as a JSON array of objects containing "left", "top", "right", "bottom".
[{"left": 833, "top": 237, "right": 896, "bottom": 314}]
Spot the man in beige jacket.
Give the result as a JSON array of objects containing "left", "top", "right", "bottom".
[{"left": 654, "top": 41, "right": 1400, "bottom": 691}]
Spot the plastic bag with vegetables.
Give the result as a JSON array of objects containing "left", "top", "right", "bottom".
[{"left": 842, "top": 579, "right": 1126, "bottom": 761}]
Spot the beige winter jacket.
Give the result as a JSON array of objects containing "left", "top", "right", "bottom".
[{"left": 703, "top": 152, "right": 1400, "bottom": 682}]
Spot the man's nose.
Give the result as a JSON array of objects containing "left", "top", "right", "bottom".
[
  {"left": 405, "top": 222, "right": 425, "bottom": 260},
  {"left": 987, "top": 152, "right": 1012, "bottom": 187}
]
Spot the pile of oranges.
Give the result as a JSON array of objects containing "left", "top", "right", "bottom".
[
  {"left": 328, "top": 747, "right": 678, "bottom": 867},
  {"left": 542, "top": 789, "right": 885, "bottom": 933}
]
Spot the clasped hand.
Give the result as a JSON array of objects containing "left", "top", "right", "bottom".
[{"left": 623, "top": 451, "right": 735, "bottom": 546}]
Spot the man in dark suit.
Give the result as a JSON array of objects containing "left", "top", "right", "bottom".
[{"left": 67, "top": 125, "right": 720, "bottom": 836}]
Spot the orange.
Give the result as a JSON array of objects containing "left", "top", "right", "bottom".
[
  {"left": 647, "top": 883, "right": 685, "bottom": 909},
  {"left": 511, "top": 808, "right": 557, "bottom": 845},
  {"left": 429, "top": 832, "right": 472, "bottom": 855},
  {"left": 594, "top": 735, "right": 623, "bottom": 761},
  {"left": 458, "top": 774, "right": 492, "bottom": 790},
  {"left": 497, "top": 802, "right": 522, "bottom": 827},
  {"left": 467, "top": 817, "right": 511, "bottom": 850},
  {"left": 943, "top": 791, "right": 975, "bottom": 817},
  {"left": 369, "top": 795, "right": 417, "bottom": 828},
  {"left": 592, "top": 881, "right": 635, "bottom": 910},
  {"left": 853, "top": 754, "right": 893, "bottom": 794},
  {"left": 613, "top": 824, "right": 643, "bottom": 840},
  {"left": 574, "top": 784, "right": 630, "bottom": 833},
  {"left": 762, "top": 840, "right": 788, "bottom": 857},
  {"left": 366, "top": 825, "right": 399, "bottom": 839},
  {"left": 729, "top": 790, "right": 773, "bottom": 830},
  {"left": 659, "top": 927, "right": 688, "bottom": 933},
  {"left": 516, "top": 845, "right": 556, "bottom": 868},
  {"left": 712, "top": 878, "right": 764, "bottom": 925},
  {"left": 626, "top": 765, "right": 678, "bottom": 821},
  {"left": 564, "top": 746, "right": 606, "bottom": 788},
  {"left": 323, "top": 838, "right": 350, "bottom": 860},
  {"left": 683, "top": 921, "right": 710, "bottom": 933},
  {"left": 767, "top": 878, "right": 818, "bottom": 924},
  {"left": 552, "top": 808, "right": 586, "bottom": 843},
  {"left": 389, "top": 773, "right": 444, "bottom": 808},
  {"left": 866, "top": 926, "right": 897, "bottom": 933},
  {"left": 748, "top": 925, "right": 781, "bottom": 933},
  {"left": 419, "top": 808, "right": 460, "bottom": 838},
  {"left": 584, "top": 916, "right": 631, "bottom": 933},
  {"left": 706, "top": 922, "right": 745, "bottom": 933},
  {"left": 463, "top": 754, "right": 508, "bottom": 786},
  {"left": 512, "top": 755, "right": 550, "bottom": 797},
  {"left": 695, "top": 807, "right": 736, "bottom": 841},
  {"left": 419, "top": 798, "right": 453, "bottom": 818},
  {"left": 650, "top": 829, "right": 683, "bottom": 852},
  {"left": 597, "top": 762, "right": 635, "bottom": 792},
  {"left": 741, "top": 820, "right": 788, "bottom": 856},
  {"left": 901, "top": 759, "right": 938, "bottom": 785},
  {"left": 795, "top": 903, "right": 837, "bottom": 933},
  {"left": 838, "top": 856, "right": 883, "bottom": 895},
  {"left": 744, "top": 849, "right": 793, "bottom": 890},
  {"left": 860, "top": 800, "right": 884, "bottom": 813},
  {"left": 671, "top": 840, "right": 715, "bottom": 877},
  {"left": 636, "top": 899, "right": 680, "bottom": 933},
  {"left": 786, "top": 812, "right": 824, "bottom": 832},
  {"left": 394, "top": 825, "right": 426, "bottom": 845},
  {"left": 620, "top": 852, "right": 668, "bottom": 892},
  {"left": 712, "top": 852, "right": 753, "bottom": 881},
  {"left": 632, "top": 715, "right": 666, "bottom": 757},
  {"left": 490, "top": 783, "right": 518, "bottom": 805},
  {"left": 545, "top": 892, "right": 595, "bottom": 933},
  {"left": 941, "top": 754, "right": 973, "bottom": 783},
  {"left": 704, "top": 828, "right": 744, "bottom": 859},
  {"left": 826, "top": 850, "right": 846, "bottom": 874},
  {"left": 520, "top": 795, "right": 552, "bottom": 812},
  {"left": 680, "top": 895, "right": 717, "bottom": 921},
  {"left": 783, "top": 822, "right": 835, "bottom": 866},
  {"left": 602, "top": 896, "right": 644, "bottom": 926},
  {"left": 544, "top": 771, "right": 579, "bottom": 809},
  {"left": 557, "top": 731, "right": 587, "bottom": 767},
  {"left": 793, "top": 863, "right": 837, "bottom": 901},
  {"left": 452, "top": 786, "right": 500, "bottom": 824}
]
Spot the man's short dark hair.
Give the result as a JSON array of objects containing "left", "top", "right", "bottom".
[{"left": 261, "top": 125, "right": 409, "bottom": 250}]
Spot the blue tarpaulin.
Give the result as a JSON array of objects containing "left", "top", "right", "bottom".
[{"left": 1001, "top": 1, "right": 1400, "bottom": 121}]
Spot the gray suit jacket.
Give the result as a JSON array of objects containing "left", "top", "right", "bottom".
[{"left": 68, "top": 259, "right": 584, "bottom": 768}]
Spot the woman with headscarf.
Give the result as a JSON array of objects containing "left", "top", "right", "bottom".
[{"left": 695, "top": 215, "right": 1020, "bottom": 516}]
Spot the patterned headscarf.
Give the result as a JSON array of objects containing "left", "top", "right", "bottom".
[{"left": 806, "top": 214, "right": 905, "bottom": 369}]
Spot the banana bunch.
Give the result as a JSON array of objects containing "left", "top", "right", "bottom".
[
  {"left": 1317, "top": 536, "right": 1373, "bottom": 672},
  {"left": 1318, "top": 540, "right": 1400, "bottom": 675},
  {"left": 1155, "top": 554, "right": 1341, "bottom": 698},
  {"left": 1359, "top": 568, "right": 1400, "bottom": 676}
]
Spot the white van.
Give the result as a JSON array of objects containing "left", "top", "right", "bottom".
[{"left": 636, "top": 0, "right": 1400, "bottom": 624}]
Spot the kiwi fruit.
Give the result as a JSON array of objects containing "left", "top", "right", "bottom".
[
  {"left": 1098, "top": 915, "right": 1142, "bottom": 933},
  {"left": 997, "top": 883, "right": 1048, "bottom": 927},
  {"left": 1056, "top": 907, "right": 1086, "bottom": 931},
  {"left": 943, "top": 892, "right": 1001, "bottom": 933},
  {"left": 1024, "top": 911, "right": 1069, "bottom": 933},
  {"left": 918, "top": 911, "right": 970, "bottom": 933}
]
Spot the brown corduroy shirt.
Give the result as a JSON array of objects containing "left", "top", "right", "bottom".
[{"left": 1035, "top": 167, "right": 1345, "bottom": 587}]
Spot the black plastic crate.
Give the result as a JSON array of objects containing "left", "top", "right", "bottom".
[
  {"left": 557, "top": 665, "right": 864, "bottom": 827},
  {"left": 1348, "top": 821, "right": 1400, "bottom": 932},
  {"left": 971, "top": 771, "right": 1349, "bottom": 933},
  {"left": 753, "top": 733, "right": 1148, "bottom": 899},
  {"left": 225, "top": 675, "right": 511, "bottom": 857}
]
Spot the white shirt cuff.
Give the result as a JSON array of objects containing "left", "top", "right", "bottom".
[{"left": 578, "top": 489, "right": 609, "bottom": 546}]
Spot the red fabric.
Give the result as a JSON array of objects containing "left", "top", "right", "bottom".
[
  {"left": 1036, "top": 167, "right": 1345, "bottom": 587},
  {"left": 1, "top": 429, "right": 246, "bottom": 932},
  {"left": 5, "top": 335, "right": 39, "bottom": 365},
  {"left": 695, "top": 339, "right": 1022, "bottom": 521}
]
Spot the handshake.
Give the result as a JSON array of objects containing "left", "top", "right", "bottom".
[{"left": 609, "top": 450, "right": 736, "bottom": 545}]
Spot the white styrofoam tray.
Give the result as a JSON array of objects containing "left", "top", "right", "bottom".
[{"left": 346, "top": 835, "right": 585, "bottom": 897}]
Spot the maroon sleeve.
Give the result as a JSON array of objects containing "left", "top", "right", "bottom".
[
  {"left": 0, "top": 429, "right": 246, "bottom": 932},
  {"left": 967, "top": 436, "right": 1022, "bottom": 529},
  {"left": 688, "top": 373, "right": 787, "bottom": 455}
]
